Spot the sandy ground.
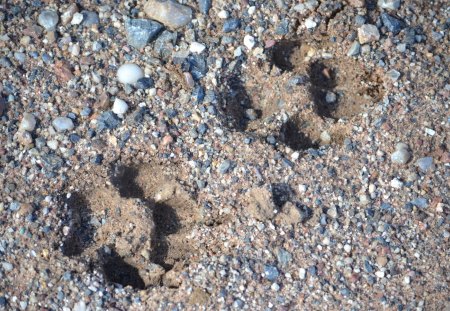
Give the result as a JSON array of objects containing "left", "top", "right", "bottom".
[{"left": 0, "top": 0, "right": 449, "bottom": 310}]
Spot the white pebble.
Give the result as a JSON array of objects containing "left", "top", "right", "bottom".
[
  {"left": 189, "top": 42, "right": 206, "bottom": 54},
  {"left": 391, "top": 143, "right": 410, "bottom": 164},
  {"left": 271, "top": 283, "right": 280, "bottom": 291},
  {"left": 344, "top": 244, "right": 352, "bottom": 253},
  {"left": 52, "top": 117, "right": 74, "bottom": 132},
  {"left": 117, "top": 63, "right": 144, "bottom": 85},
  {"left": 248, "top": 6, "right": 256, "bottom": 15},
  {"left": 298, "top": 184, "right": 307, "bottom": 193},
  {"left": 403, "top": 276, "right": 411, "bottom": 284},
  {"left": 305, "top": 17, "right": 317, "bottom": 29},
  {"left": 20, "top": 112, "right": 37, "bottom": 132},
  {"left": 218, "top": 10, "right": 229, "bottom": 19},
  {"left": 375, "top": 271, "right": 385, "bottom": 278},
  {"left": 243, "top": 35, "right": 255, "bottom": 50},
  {"left": 390, "top": 178, "right": 403, "bottom": 189},
  {"left": 299, "top": 268, "right": 306, "bottom": 279},
  {"left": 71, "top": 12, "right": 84, "bottom": 25},
  {"left": 47, "top": 140, "right": 59, "bottom": 150},
  {"left": 112, "top": 98, "right": 129, "bottom": 115}
]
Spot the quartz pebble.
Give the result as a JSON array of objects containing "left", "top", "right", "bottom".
[
  {"left": 38, "top": 10, "right": 59, "bottom": 31},
  {"left": 117, "top": 64, "right": 145, "bottom": 85},
  {"left": 144, "top": 0, "right": 192, "bottom": 30},
  {"left": 20, "top": 112, "right": 37, "bottom": 132},
  {"left": 190, "top": 42, "right": 206, "bottom": 53},
  {"left": 244, "top": 35, "right": 256, "bottom": 50},
  {"left": 378, "top": 0, "right": 401, "bottom": 10},
  {"left": 71, "top": 12, "right": 84, "bottom": 25},
  {"left": 52, "top": 117, "right": 74, "bottom": 132},
  {"left": 305, "top": 17, "right": 317, "bottom": 29},
  {"left": 358, "top": 24, "right": 380, "bottom": 44},
  {"left": 391, "top": 143, "right": 411, "bottom": 164},
  {"left": 112, "top": 98, "right": 129, "bottom": 116},
  {"left": 218, "top": 10, "right": 229, "bottom": 19}
]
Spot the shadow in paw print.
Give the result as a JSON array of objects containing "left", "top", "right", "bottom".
[
  {"left": 110, "top": 165, "right": 144, "bottom": 198},
  {"left": 150, "top": 202, "right": 181, "bottom": 270},
  {"left": 279, "top": 118, "right": 319, "bottom": 150},
  {"left": 308, "top": 61, "right": 338, "bottom": 119},
  {"left": 62, "top": 193, "right": 94, "bottom": 257},
  {"left": 220, "top": 63, "right": 260, "bottom": 131},
  {"left": 100, "top": 248, "right": 145, "bottom": 289},
  {"left": 271, "top": 183, "right": 292, "bottom": 208},
  {"left": 270, "top": 40, "right": 299, "bottom": 71}
]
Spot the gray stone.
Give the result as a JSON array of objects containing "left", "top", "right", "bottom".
[
  {"left": 52, "top": 117, "right": 74, "bottom": 132},
  {"left": 144, "top": 0, "right": 192, "bottom": 30},
  {"left": 198, "top": 0, "right": 212, "bottom": 14},
  {"left": 387, "top": 69, "right": 401, "bottom": 81},
  {"left": 219, "top": 160, "right": 232, "bottom": 174},
  {"left": 38, "top": 10, "right": 59, "bottom": 31},
  {"left": 125, "top": 18, "right": 163, "bottom": 49},
  {"left": 416, "top": 157, "right": 434, "bottom": 172},
  {"left": 358, "top": 24, "right": 380, "bottom": 44},
  {"left": 381, "top": 13, "right": 405, "bottom": 35},
  {"left": 20, "top": 112, "right": 37, "bottom": 131},
  {"left": 378, "top": 0, "right": 401, "bottom": 10},
  {"left": 81, "top": 11, "right": 99, "bottom": 27},
  {"left": 391, "top": 148, "right": 410, "bottom": 164},
  {"left": 264, "top": 265, "right": 279, "bottom": 281}
]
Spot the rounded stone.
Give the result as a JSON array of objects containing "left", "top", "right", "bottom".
[
  {"left": 52, "top": 117, "right": 74, "bottom": 132},
  {"left": 112, "top": 98, "right": 129, "bottom": 115},
  {"left": 391, "top": 148, "right": 410, "bottom": 164},
  {"left": 20, "top": 112, "right": 37, "bottom": 132},
  {"left": 38, "top": 10, "right": 59, "bottom": 31},
  {"left": 117, "top": 64, "right": 144, "bottom": 85}
]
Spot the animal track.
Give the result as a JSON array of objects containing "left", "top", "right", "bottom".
[{"left": 62, "top": 163, "right": 199, "bottom": 289}]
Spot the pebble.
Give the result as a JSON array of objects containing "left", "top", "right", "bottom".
[
  {"left": 20, "top": 112, "right": 37, "bottom": 132},
  {"left": 125, "top": 18, "right": 163, "bottom": 49},
  {"left": 218, "top": 10, "right": 229, "bottom": 19},
  {"left": 390, "top": 178, "right": 403, "bottom": 189},
  {"left": 299, "top": 268, "right": 306, "bottom": 279},
  {"left": 52, "top": 117, "right": 74, "bottom": 132},
  {"left": 325, "top": 91, "right": 337, "bottom": 103},
  {"left": 198, "top": 0, "right": 212, "bottom": 14},
  {"left": 305, "top": 17, "right": 317, "bottom": 29},
  {"left": 381, "top": 13, "right": 405, "bottom": 35},
  {"left": 71, "top": 12, "right": 84, "bottom": 25},
  {"left": 378, "top": 0, "right": 401, "bottom": 10},
  {"left": 375, "top": 271, "right": 385, "bottom": 278},
  {"left": 347, "top": 41, "right": 361, "bottom": 56},
  {"left": 219, "top": 160, "right": 232, "bottom": 174},
  {"left": 264, "top": 265, "right": 279, "bottom": 281},
  {"left": 244, "top": 35, "right": 256, "bottom": 50},
  {"left": 223, "top": 18, "right": 241, "bottom": 33},
  {"left": 144, "top": 0, "right": 192, "bottom": 29},
  {"left": 38, "top": 10, "right": 59, "bottom": 31},
  {"left": 81, "top": 11, "right": 99, "bottom": 27},
  {"left": 117, "top": 64, "right": 144, "bottom": 85},
  {"left": 391, "top": 143, "right": 410, "bottom": 164},
  {"left": 135, "top": 77, "right": 154, "bottom": 90},
  {"left": 112, "top": 98, "right": 129, "bottom": 115},
  {"left": 358, "top": 24, "right": 380, "bottom": 44},
  {"left": 190, "top": 42, "right": 206, "bottom": 53},
  {"left": 1, "top": 262, "right": 13, "bottom": 271},
  {"left": 387, "top": 69, "right": 401, "bottom": 81},
  {"left": 416, "top": 157, "right": 434, "bottom": 173},
  {"left": 97, "top": 111, "right": 121, "bottom": 131}
]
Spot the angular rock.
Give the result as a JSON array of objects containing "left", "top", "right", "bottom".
[
  {"left": 381, "top": 13, "right": 405, "bottom": 35},
  {"left": 81, "top": 11, "right": 99, "bottom": 27},
  {"left": 198, "top": 0, "right": 212, "bottom": 14},
  {"left": 144, "top": 0, "right": 192, "bottom": 30},
  {"left": 125, "top": 18, "right": 163, "bottom": 49},
  {"left": 247, "top": 187, "right": 275, "bottom": 221},
  {"left": 378, "top": 0, "right": 401, "bottom": 10},
  {"left": 358, "top": 24, "right": 380, "bottom": 44},
  {"left": 223, "top": 18, "right": 241, "bottom": 33},
  {"left": 20, "top": 112, "right": 37, "bottom": 132},
  {"left": 38, "top": 10, "right": 59, "bottom": 31}
]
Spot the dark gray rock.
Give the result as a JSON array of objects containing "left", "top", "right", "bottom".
[
  {"left": 223, "top": 18, "right": 241, "bottom": 33},
  {"left": 97, "top": 111, "right": 121, "bottom": 131},
  {"left": 381, "top": 13, "right": 405, "bottom": 34},
  {"left": 81, "top": 11, "right": 99, "bottom": 27},
  {"left": 125, "top": 18, "right": 163, "bottom": 49}
]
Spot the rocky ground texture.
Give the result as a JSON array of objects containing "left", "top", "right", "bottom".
[{"left": 0, "top": 0, "right": 449, "bottom": 310}]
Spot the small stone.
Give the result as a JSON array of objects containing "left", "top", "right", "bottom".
[
  {"left": 320, "top": 131, "right": 331, "bottom": 144},
  {"left": 347, "top": 41, "right": 361, "bottom": 56},
  {"left": 144, "top": 0, "right": 192, "bottom": 30},
  {"left": 264, "top": 265, "right": 279, "bottom": 281},
  {"left": 52, "top": 117, "right": 74, "bottom": 132},
  {"left": 305, "top": 17, "right": 317, "bottom": 29},
  {"left": 327, "top": 206, "right": 338, "bottom": 219},
  {"left": 299, "top": 268, "right": 306, "bottom": 279},
  {"left": 348, "top": 0, "right": 365, "bottom": 7},
  {"left": 190, "top": 42, "right": 206, "bottom": 53},
  {"left": 245, "top": 108, "right": 258, "bottom": 120},
  {"left": 325, "top": 91, "right": 337, "bottom": 103},
  {"left": 136, "top": 77, "right": 154, "bottom": 89},
  {"left": 375, "top": 271, "right": 385, "bottom": 278},
  {"left": 378, "top": 0, "right": 401, "bottom": 10},
  {"left": 71, "top": 12, "right": 84, "bottom": 25},
  {"left": 125, "top": 18, "right": 163, "bottom": 49},
  {"left": 198, "top": 0, "right": 212, "bottom": 14},
  {"left": 244, "top": 35, "right": 255, "bottom": 50},
  {"left": 390, "top": 178, "right": 403, "bottom": 189},
  {"left": 218, "top": 10, "right": 229, "bottom": 19},
  {"left": 403, "top": 276, "right": 411, "bottom": 284},
  {"left": 112, "top": 98, "right": 129, "bottom": 115},
  {"left": 387, "top": 69, "right": 401, "bottom": 81},
  {"left": 416, "top": 157, "right": 434, "bottom": 173},
  {"left": 219, "top": 160, "right": 232, "bottom": 174},
  {"left": 38, "top": 10, "right": 59, "bottom": 31},
  {"left": 20, "top": 112, "right": 37, "bottom": 132},
  {"left": 358, "top": 24, "right": 380, "bottom": 44},
  {"left": 117, "top": 63, "right": 145, "bottom": 85},
  {"left": 1, "top": 262, "right": 13, "bottom": 272},
  {"left": 381, "top": 13, "right": 405, "bottom": 35},
  {"left": 97, "top": 111, "right": 121, "bottom": 131},
  {"left": 271, "top": 283, "right": 280, "bottom": 291},
  {"left": 81, "top": 11, "right": 99, "bottom": 27},
  {"left": 223, "top": 18, "right": 241, "bottom": 33},
  {"left": 391, "top": 145, "right": 410, "bottom": 164},
  {"left": 61, "top": 4, "right": 78, "bottom": 25}
]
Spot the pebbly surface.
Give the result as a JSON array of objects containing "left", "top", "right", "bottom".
[{"left": 0, "top": 0, "right": 449, "bottom": 310}]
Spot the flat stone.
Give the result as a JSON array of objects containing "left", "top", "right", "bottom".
[
  {"left": 358, "top": 24, "right": 380, "bottom": 44},
  {"left": 125, "top": 18, "right": 163, "bottom": 49},
  {"left": 144, "top": 0, "right": 192, "bottom": 30},
  {"left": 20, "top": 112, "right": 37, "bottom": 132},
  {"left": 38, "top": 10, "right": 59, "bottom": 31},
  {"left": 52, "top": 117, "right": 74, "bottom": 132}
]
